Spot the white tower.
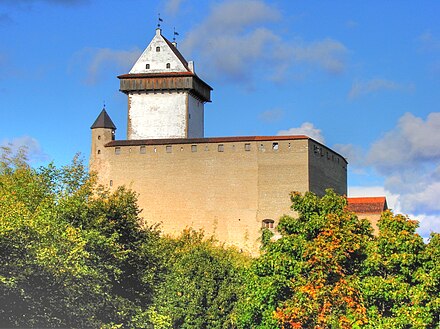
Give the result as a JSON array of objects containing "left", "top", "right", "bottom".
[{"left": 118, "top": 28, "right": 212, "bottom": 140}]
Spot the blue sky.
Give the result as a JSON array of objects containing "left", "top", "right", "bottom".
[{"left": 1, "top": 0, "right": 439, "bottom": 235}]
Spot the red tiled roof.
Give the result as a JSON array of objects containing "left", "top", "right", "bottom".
[{"left": 347, "top": 197, "right": 388, "bottom": 213}]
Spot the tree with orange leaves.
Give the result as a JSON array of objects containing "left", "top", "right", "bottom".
[{"left": 236, "top": 190, "right": 373, "bottom": 328}]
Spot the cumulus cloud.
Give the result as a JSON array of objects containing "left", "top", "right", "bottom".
[
  {"left": 348, "top": 78, "right": 413, "bottom": 99},
  {"left": 349, "top": 185, "right": 440, "bottom": 238},
  {"left": 165, "top": 0, "right": 185, "bottom": 15},
  {"left": 333, "top": 143, "right": 363, "bottom": 166},
  {"left": 181, "top": 0, "right": 348, "bottom": 83},
  {"left": 258, "top": 108, "right": 284, "bottom": 123},
  {"left": 1, "top": 136, "right": 49, "bottom": 163},
  {"left": 347, "top": 112, "right": 440, "bottom": 235},
  {"left": 293, "top": 38, "right": 348, "bottom": 74},
  {"left": 277, "top": 122, "right": 325, "bottom": 143},
  {"left": 368, "top": 112, "right": 440, "bottom": 171},
  {"left": 71, "top": 47, "right": 141, "bottom": 84}
]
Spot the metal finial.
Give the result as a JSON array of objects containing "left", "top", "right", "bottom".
[
  {"left": 103, "top": 101, "right": 106, "bottom": 109},
  {"left": 157, "top": 13, "right": 163, "bottom": 28},
  {"left": 173, "top": 27, "right": 179, "bottom": 42}
]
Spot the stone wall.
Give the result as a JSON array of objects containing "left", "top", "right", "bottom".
[{"left": 90, "top": 135, "right": 347, "bottom": 255}]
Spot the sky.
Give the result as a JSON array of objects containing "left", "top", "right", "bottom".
[{"left": 1, "top": 0, "right": 439, "bottom": 236}]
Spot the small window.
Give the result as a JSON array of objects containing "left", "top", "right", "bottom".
[
  {"left": 245, "top": 143, "right": 251, "bottom": 151},
  {"left": 97, "top": 135, "right": 101, "bottom": 140},
  {"left": 191, "top": 145, "right": 197, "bottom": 152},
  {"left": 262, "top": 219, "right": 275, "bottom": 229},
  {"left": 140, "top": 146, "right": 146, "bottom": 154},
  {"left": 109, "top": 180, "right": 113, "bottom": 187},
  {"left": 218, "top": 144, "right": 224, "bottom": 152},
  {"left": 205, "top": 146, "right": 209, "bottom": 151},
  {"left": 156, "top": 46, "right": 160, "bottom": 52},
  {"left": 146, "top": 64, "right": 150, "bottom": 69},
  {"left": 112, "top": 131, "right": 115, "bottom": 140},
  {"left": 154, "top": 147, "right": 157, "bottom": 153},
  {"left": 166, "top": 145, "right": 172, "bottom": 153},
  {"left": 272, "top": 142, "right": 279, "bottom": 151},
  {"left": 259, "top": 143, "right": 265, "bottom": 151},
  {"left": 115, "top": 147, "right": 121, "bottom": 155},
  {"left": 288, "top": 143, "right": 291, "bottom": 149},
  {"left": 166, "top": 63, "right": 171, "bottom": 68},
  {"left": 180, "top": 147, "right": 184, "bottom": 152},
  {"left": 97, "top": 150, "right": 101, "bottom": 154}
]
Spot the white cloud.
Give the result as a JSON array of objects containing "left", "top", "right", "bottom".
[
  {"left": 1, "top": 136, "right": 49, "bottom": 163},
  {"left": 333, "top": 143, "right": 363, "bottom": 166},
  {"left": 348, "top": 78, "right": 413, "bottom": 99},
  {"left": 165, "top": 0, "right": 184, "bottom": 15},
  {"left": 293, "top": 38, "right": 348, "bottom": 74},
  {"left": 348, "top": 112, "right": 440, "bottom": 235},
  {"left": 181, "top": 0, "right": 348, "bottom": 83},
  {"left": 258, "top": 108, "right": 283, "bottom": 123},
  {"left": 368, "top": 112, "right": 440, "bottom": 171},
  {"left": 277, "top": 122, "right": 324, "bottom": 143},
  {"left": 348, "top": 185, "right": 440, "bottom": 238},
  {"left": 71, "top": 47, "right": 141, "bottom": 84}
]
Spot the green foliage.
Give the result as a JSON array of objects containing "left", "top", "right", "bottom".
[
  {"left": 0, "top": 147, "right": 163, "bottom": 328},
  {"left": 361, "top": 211, "right": 439, "bottom": 328},
  {"left": 1, "top": 147, "right": 440, "bottom": 328},
  {"left": 237, "top": 190, "right": 373, "bottom": 328},
  {"left": 152, "top": 229, "right": 249, "bottom": 329}
]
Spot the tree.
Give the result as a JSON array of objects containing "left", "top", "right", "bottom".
[
  {"left": 151, "top": 229, "right": 249, "bottom": 329},
  {"left": 237, "top": 190, "right": 373, "bottom": 328},
  {"left": 0, "top": 147, "right": 163, "bottom": 328},
  {"left": 361, "top": 211, "right": 440, "bottom": 328}
]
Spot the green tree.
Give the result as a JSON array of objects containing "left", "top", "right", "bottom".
[
  {"left": 0, "top": 147, "right": 163, "bottom": 328},
  {"left": 361, "top": 211, "right": 440, "bottom": 328},
  {"left": 237, "top": 190, "right": 373, "bottom": 328},
  {"left": 152, "top": 229, "right": 249, "bottom": 329}
]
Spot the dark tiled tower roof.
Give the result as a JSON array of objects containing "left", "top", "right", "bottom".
[{"left": 91, "top": 109, "right": 116, "bottom": 130}]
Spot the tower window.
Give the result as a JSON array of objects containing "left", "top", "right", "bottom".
[
  {"left": 245, "top": 143, "right": 251, "bottom": 151},
  {"left": 166, "top": 63, "right": 170, "bottom": 68},
  {"left": 115, "top": 147, "right": 121, "bottom": 155},
  {"left": 97, "top": 150, "right": 101, "bottom": 154},
  {"left": 97, "top": 135, "right": 101, "bottom": 140},
  {"left": 218, "top": 144, "right": 224, "bottom": 152},
  {"left": 272, "top": 142, "right": 279, "bottom": 151},
  {"left": 146, "top": 64, "right": 150, "bottom": 69},
  {"left": 191, "top": 145, "right": 197, "bottom": 152},
  {"left": 166, "top": 145, "right": 172, "bottom": 153},
  {"left": 156, "top": 46, "right": 160, "bottom": 52},
  {"left": 140, "top": 146, "right": 146, "bottom": 154}
]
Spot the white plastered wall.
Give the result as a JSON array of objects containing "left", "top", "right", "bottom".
[
  {"left": 130, "top": 29, "right": 187, "bottom": 74},
  {"left": 128, "top": 91, "right": 187, "bottom": 139},
  {"left": 187, "top": 94, "right": 204, "bottom": 138}
]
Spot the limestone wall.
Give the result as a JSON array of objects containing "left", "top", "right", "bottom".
[{"left": 91, "top": 136, "right": 347, "bottom": 255}]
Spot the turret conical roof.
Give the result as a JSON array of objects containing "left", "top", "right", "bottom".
[{"left": 91, "top": 108, "right": 116, "bottom": 130}]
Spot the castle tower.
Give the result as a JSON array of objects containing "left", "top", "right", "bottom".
[
  {"left": 118, "top": 28, "right": 212, "bottom": 140},
  {"left": 90, "top": 108, "right": 116, "bottom": 174}
]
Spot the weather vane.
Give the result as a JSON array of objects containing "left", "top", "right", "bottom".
[
  {"left": 173, "top": 27, "right": 179, "bottom": 42},
  {"left": 157, "top": 13, "right": 163, "bottom": 28}
]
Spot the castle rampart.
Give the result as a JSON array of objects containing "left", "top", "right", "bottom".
[{"left": 91, "top": 134, "right": 347, "bottom": 254}]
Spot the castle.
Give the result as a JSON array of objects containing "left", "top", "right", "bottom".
[{"left": 90, "top": 28, "right": 354, "bottom": 254}]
